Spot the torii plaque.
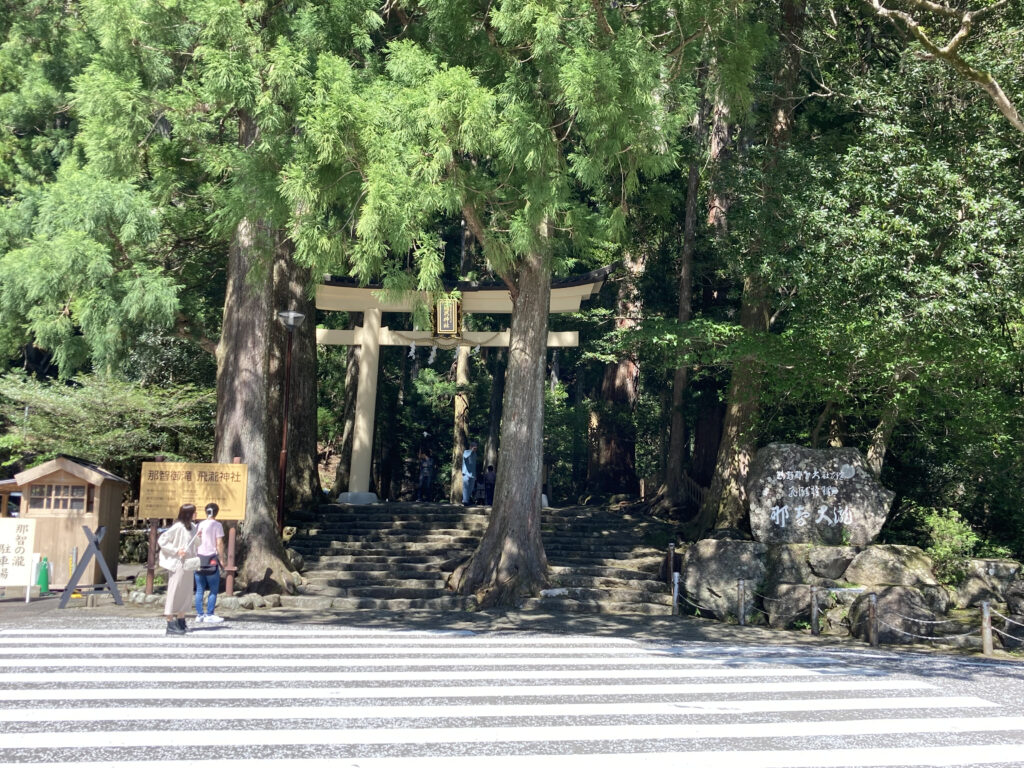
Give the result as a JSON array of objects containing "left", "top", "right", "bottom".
[{"left": 316, "top": 267, "right": 611, "bottom": 500}]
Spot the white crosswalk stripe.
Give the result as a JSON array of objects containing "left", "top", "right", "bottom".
[{"left": 2, "top": 624, "right": 1022, "bottom": 767}]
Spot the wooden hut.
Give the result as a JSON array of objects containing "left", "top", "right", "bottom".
[{"left": 14, "top": 456, "right": 129, "bottom": 589}]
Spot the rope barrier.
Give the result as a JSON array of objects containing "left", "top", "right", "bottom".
[
  {"left": 750, "top": 590, "right": 785, "bottom": 605},
  {"left": 991, "top": 625, "right": 1023, "bottom": 642},
  {"left": 678, "top": 592, "right": 715, "bottom": 615},
  {"left": 884, "top": 610, "right": 962, "bottom": 626},
  {"left": 990, "top": 608, "right": 1024, "bottom": 629},
  {"left": 876, "top": 617, "right": 980, "bottom": 642}
]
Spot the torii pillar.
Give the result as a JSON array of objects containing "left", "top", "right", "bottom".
[{"left": 316, "top": 267, "right": 611, "bottom": 500}]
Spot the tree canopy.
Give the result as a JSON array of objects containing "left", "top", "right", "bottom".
[{"left": 1, "top": 0, "right": 1021, "bottom": 594}]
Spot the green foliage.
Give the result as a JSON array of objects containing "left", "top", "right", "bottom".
[
  {"left": 0, "top": 373, "right": 215, "bottom": 485},
  {"left": 925, "top": 506, "right": 981, "bottom": 586},
  {"left": 886, "top": 502, "right": 980, "bottom": 585}
]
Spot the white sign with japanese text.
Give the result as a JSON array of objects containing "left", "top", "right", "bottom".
[{"left": 0, "top": 518, "right": 36, "bottom": 588}]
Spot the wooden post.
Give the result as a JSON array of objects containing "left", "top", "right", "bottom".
[
  {"left": 224, "top": 456, "right": 241, "bottom": 595},
  {"left": 225, "top": 524, "right": 238, "bottom": 595},
  {"left": 737, "top": 578, "right": 746, "bottom": 627},
  {"left": 810, "top": 585, "right": 820, "bottom": 636},
  {"left": 667, "top": 544, "right": 675, "bottom": 588},
  {"left": 981, "top": 601, "right": 993, "bottom": 657},
  {"left": 145, "top": 518, "right": 157, "bottom": 595},
  {"left": 868, "top": 593, "right": 879, "bottom": 647}
]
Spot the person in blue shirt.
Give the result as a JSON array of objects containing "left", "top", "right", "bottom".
[{"left": 461, "top": 440, "right": 478, "bottom": 505}]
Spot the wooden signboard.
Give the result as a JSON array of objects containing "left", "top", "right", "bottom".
[
  {"left": 0, "top": 518, "right": 36, "bottom": 589},
  {"left": 138, "top": 462, "right": 248, "bottom": 521}
]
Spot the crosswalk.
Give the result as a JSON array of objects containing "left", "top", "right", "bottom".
[{"left": 1, "top": 623, "right": 1023, "bottom": 767}]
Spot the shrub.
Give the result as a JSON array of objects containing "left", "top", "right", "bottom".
[{"left": 921, "top": 506, "right": 979, "bottom": 585}]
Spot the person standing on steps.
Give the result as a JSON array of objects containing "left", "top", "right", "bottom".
[
  {"left": 416, "top": 448, "right": 435, "bottom": 502},
  {"left": 158, "top": 503, "right": 199, "bottom": 635},
  {"left": 461, "top": 440, "right": 478, "bottom": 505},
  {"left": 194, "top": 502, "right": 227, "bottom": 624}
]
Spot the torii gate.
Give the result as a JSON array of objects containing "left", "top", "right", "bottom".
[{"left": 315, "top": 267, "right": 611, "bottom": 501}]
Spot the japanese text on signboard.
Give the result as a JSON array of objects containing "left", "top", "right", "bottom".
[
  {"left": 0, "top": 519, "right": 36, "bottom": 586},
  {"left": 139, "top": 462, "right": 247, "bottom": 521}
]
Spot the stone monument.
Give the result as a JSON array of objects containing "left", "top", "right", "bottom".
[{"left": 746, "top": 443, "right": 894, "bottom": 546}]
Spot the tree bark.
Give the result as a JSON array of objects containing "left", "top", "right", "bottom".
[
  {"left": 451, "top": 248, "right": 550, "bottom": 607},
  {"left": 591, "top": 257, "right": 642, "bottom": 496},
  {"left": 484, "top": 348, "right": 505, "bottom": 470},
  {"left": 269, "top": 240, "right": 319, "bottom": 511},
  {"left": 698, "top": 0, "right": 804, "bottom": 537},
  {"left": 214, "top": 115, "right": 293, "bottom": 592},
  {"left": 664, "top": 151, "right": 701, "bottom": 505},
  {"left": 696, "top": 276, "right": 769, "bottom": 535},
  {"left": 329, "top": 315, "right": 361, "bottom": 497},
  {"left": 450, "top": 344, "right": 471, "bottom": 502}
]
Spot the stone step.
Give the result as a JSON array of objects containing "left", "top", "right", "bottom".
[
  {"left": 547, "top": 556, "right": 662, "bottom": 570},
  {"left": 548, "top": 564, "right": 664, "bottom": 581},
  {"left": 299, "top": 557, "right": 452, "bottom": 569},
  {"left": 304, "top": 576, "right": 448, "bottom": 589},
  {"left": 538, "top": 586, "right": 673, "bottom": 605},
  {"left": 294, "top": 520, "right": 490, "bottom": 533},
  {"left": 291, "top": 540, "right": 478, "bottom": 553},
  {"left": 548, "top": 574, "right": 667, "bottom": 592},
  {"left": 278, "top": 593, "right": 478, "bottom": 611},
  {"left": 518, "top": 597, "right": 672, "bottom": 615},
  {"left": 302, "top": 583, "right": 454, "bottom": 599}
]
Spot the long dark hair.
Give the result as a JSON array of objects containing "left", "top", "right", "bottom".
[{"left": 176, "top": 504, "right": 196, "bottom": 526}]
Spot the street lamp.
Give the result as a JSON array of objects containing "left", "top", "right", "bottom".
[{"left": 276, "top": 309, "right": 305, "bottom": 534}]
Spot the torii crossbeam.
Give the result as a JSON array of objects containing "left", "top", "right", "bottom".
[{"left": 316, "top": 267, "right": 611, "bottom": 500}]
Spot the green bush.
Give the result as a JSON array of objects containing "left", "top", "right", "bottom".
[{"left": 920, "top": 506, "right": 979, "bottom": 585}]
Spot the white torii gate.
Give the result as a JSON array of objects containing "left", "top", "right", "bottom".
[{"left": 315, "top": 268, "right": 610, "bottom": 501}]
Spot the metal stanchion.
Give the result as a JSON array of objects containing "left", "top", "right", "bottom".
[
  {"left": 672, "top": 572, "right": 680, "bottom": 616},
  {"left": 737, "top": 578, "right": 746, "bottom": 627}
]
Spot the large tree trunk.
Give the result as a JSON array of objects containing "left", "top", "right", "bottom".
[
  {"left": 590, "top": 256, "right": 642, "bottom": 496},
  {"left": 451, "top": 249, "right": 550, "bottom": 607},
  {"left": 214, "top": 130, "right": 293, "bottom": 593},
  {"left": 695, "top": 276, "right": 769, "bottom": 535},
  {"left": 329, "top": 315, "right": 361, "bottom": 497},
  {"left": 663, "top": 151, "right": 701, "bottom": 505},
  {"left": 697, "top": 0, "right": 804, "bottom": 537},
  {"left": 450, "top": 344, "right": 471, "bottom": 502},
  {"left": 484, "top": 349, "right": 505, "bottom": 470},
  {"left": 269, "top": 241, "right": 319, "bottom": 511}
]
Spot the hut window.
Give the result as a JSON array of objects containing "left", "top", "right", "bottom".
[{"left": 28, "top": 483, "right": 88, "bottom": 511}]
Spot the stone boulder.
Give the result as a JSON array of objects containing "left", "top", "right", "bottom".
[
  {"left": 765, "top": 544, "right": 814, "bottom": 586},
  {"left": 1006, "top": 580, "right": 1024, "bottom": 615},
  {"left": 998, "top": 615, "right": 1024, "bottom": 650},
  {"left": 682, "top": 539, "right": 767, "bottom": 622},
  {"left": 807, "top": 546, "right": 859, "bottom": 580},
  {"left": 849, "top": 586, "right": 938, "bottom": 644},
  {"left": 952, "top": 558, "right": 1023, "bottom": 609},
  {"left": 844, "top": 545, "right": 939, "bottom": 590},
  {"left": 747, "top": 443, "right": 894, "bottom": 546},
  {"left": 764, "top": 583, "right": 813, "bottom": 629}
]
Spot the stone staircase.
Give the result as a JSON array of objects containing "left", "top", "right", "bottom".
[{"left": 282, "top": 503, "right": 676, "bottom": 615}]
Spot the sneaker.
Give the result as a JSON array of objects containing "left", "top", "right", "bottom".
[
  {"left": 204, "top": 614, "right": 225, "bottom": 624},
  {"left": 195, "top": 615, "right": 205, "bottom": 623}
]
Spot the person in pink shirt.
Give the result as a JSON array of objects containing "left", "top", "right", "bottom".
[{"left": 194, "top": 502, "right": 227, "bottom": 623}]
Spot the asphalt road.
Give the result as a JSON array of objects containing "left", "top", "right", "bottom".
[{"left": 1, "top": 596, "right": 1023, "bottom": 767}]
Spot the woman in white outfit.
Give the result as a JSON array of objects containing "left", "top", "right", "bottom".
[{"left": 158, "top": 503, "right": 199, "bottom": 635}]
